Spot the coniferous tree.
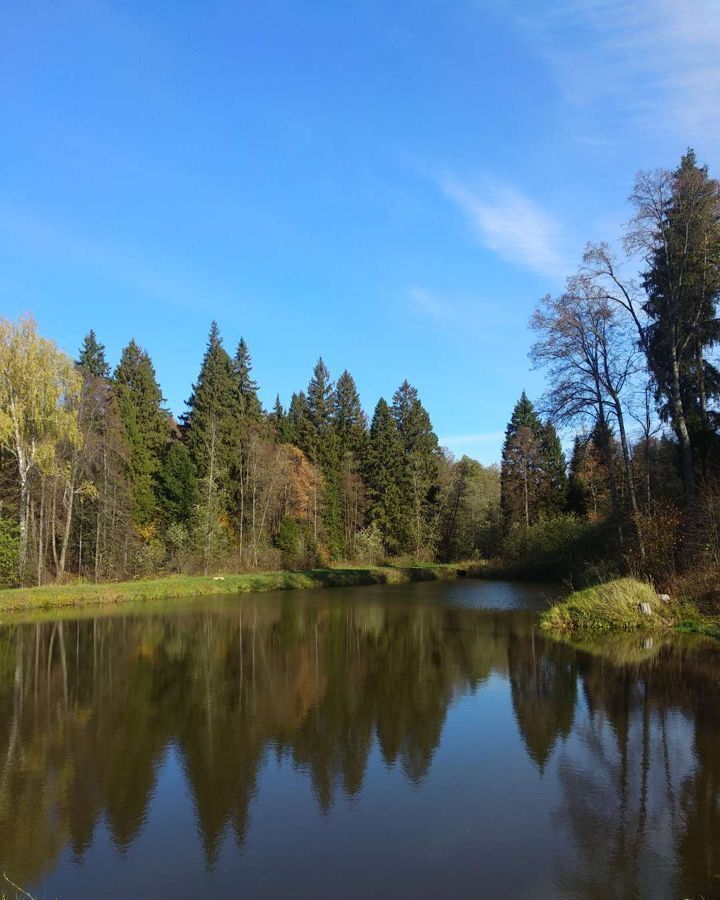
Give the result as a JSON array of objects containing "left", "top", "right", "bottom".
[
  {"left": 333, "top": 370, "right": 368, "bottom": 553},
  {"left": 77, "top": 330, "right": 110, "bottom": 379},
  {"left": 288, "top": 391, "right": 315, "bottom": 457},
  {"left": 630, "top": 149, "right": 720, "bottom": 497},
  {"left": 113, "top": 340, "right": 171, "bottom": 525},
  {"left": 305, "top": 359, "right": 342, "bottom": 554},
  {"left": 365, "top": 398, "right": 408, "bottom": 554},
  {"left": 183, "top": 322, "right": 241, "bottom": 487},
  {"left": 233, "top": 338, "right": 263, "bottom": 419},
  {"left": 158, "top": 440, "right": 199, "bottom": 524},
  {"left": 334, "top": 370, "right": 367, "bottom": 457},
  {"left": 391, "top": 380, "right": 440, "bottom": 555},
  {"left": 540, "top": 421, "right": 568, "bottom": 516},
  {"left": 271, "top": 395, "right": 292, "bottom": 443},
  {"left": 501, "top": 392, "right": 566, "bottom": 530}
]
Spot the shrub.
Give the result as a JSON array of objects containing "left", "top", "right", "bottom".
[
  {"left": 0, "top": 516, "right": 21, "bottom": 588},
  {"left": 501, "top": 514, "right": 613, "bottom": 580},
  {"left": 133, "top": 538, "right": 166, "bottom": 577},
  {"left": 275, "top": 517, "right": 320, "bottom": 569},
  {"left": 541, "top": 577, "right": 668, "bottom": 632},
  {"left": 353, "top": 522, "right": 385, "bottom": 566}
]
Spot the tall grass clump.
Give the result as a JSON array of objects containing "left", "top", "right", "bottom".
[{"left": 541, "top": 578, "right": 669, "bottom": 632}]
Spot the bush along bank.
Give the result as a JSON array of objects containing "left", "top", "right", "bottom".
[{"left": 540, "top": 578, "right": 699, "bottom": 634}]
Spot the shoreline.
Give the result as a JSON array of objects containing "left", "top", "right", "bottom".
[{"left": 0, "top": 563, "right": 484, "bottom": 614}]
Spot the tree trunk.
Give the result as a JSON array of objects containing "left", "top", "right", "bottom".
[
  {"left": 59, "top": 467, "right": 77, "bottom": 576},
  {"left": 610, "top": 390, "right": 646, "bottom": 563},
  {"left": 37, "top": 478, "right": 45, "bottom": 587},
  {"left": 669, "top": 346, "right": 695, "bottom": 500}
]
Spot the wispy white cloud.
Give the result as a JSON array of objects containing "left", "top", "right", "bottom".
[
  {"left": 406, "top": 284, "right": 512, "bottom": 325},
  {"left": 439, "top": 175, "right": 567, "bottom": 277},
  {"left": 407, "top": 285, "right": 455, "bottom": 321},
  {"left": 510, "top": 0, "right": 720, "bottom": 141}
]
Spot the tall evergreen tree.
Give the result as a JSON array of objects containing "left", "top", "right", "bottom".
[
  {"left": 365, "top": 398, "right": 407, "bottom": 553},
  {"left": 501, "top": 392, "right": 563, "bottom": 530},
  {"left": 540, "top": 421, "right": 568, "bottom": 516},
  {"left": 233, "top": 338, "right": 263, "bottom": 419},
  {"left": 334, "top": 370, "right": 367, "bottom": 457},
  {"left": 391, "top": 380, "right": 440, "bottom": 555},
  {"left": 307, "top": 358, "right": 335, "bottom": 434},
  {"left": 271, "top": 394, "right": 292, "bottom": 443},
  {"left": 288, "top": 391, "right": 315, "bottom": 458},
  {"left": 113, "top": 340, "right": 172, "bottom": 524},
  {"left": 632, "top": 149, "right": 720, "bottom": 496},
  {"left": 157, "top": 440, "right": 199, "bottom": 524},
  {"left": 183, "top": 322, "right": 241, "bottom": 486},
  {"left": 77, "top": 330, "right": 110, "bottom": 379},
  {"left": 305, "top": 359, "right": 342, "bottom": 554}
]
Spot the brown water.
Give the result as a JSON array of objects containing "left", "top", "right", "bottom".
[{"left": 0, "top": 579, "right": 718, "bottom": 899}]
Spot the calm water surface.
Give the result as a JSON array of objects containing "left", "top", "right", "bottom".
[{"left": 1, "top": 579, "right": 719, "bottom": 899}]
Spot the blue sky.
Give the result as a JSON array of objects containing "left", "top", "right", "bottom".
[{"left": 1, "top": 1, "right": 718, "bottom": 464}]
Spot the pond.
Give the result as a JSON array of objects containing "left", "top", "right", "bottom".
[{"left": 0, "top": 579, "right": 718, "bottom": 899}]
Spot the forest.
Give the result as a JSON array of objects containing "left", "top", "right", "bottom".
[{"left": 0, "top": 149, "right": 718, "bottom": 603}]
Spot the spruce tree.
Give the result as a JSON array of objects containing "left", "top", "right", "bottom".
[
  {"left": 334, "top": 370, "right": 367, "bottom": 457},
  {"left": 636, "top": 149, "right": 720, "bottom": 496},
  {"left": 500, "top": 392, "right": 567, "bottom": 530},
  {"left": 233, "top": 337, "right": 263, "bottom": 419},
  {"left": 500, "top": 392, "right": 545, "bottom": 530},
  {"left": 305, "top": 358, "right": 342, "bottom": 555},
  {"left": 365, "top": 398, "right": 408, "bottom": 554},
  {"left": 540, "top": 421, "right": 568, "bottom": 517},
  {"left": 271, "top": 394, "right": 292, "bottom": 443},
  {"left": 288, "top": 391, "right": 315, "bottom": 458},
  {"left": 307, "top": 358, "right": 335, "bottom": 433},
  {"left": 391, "top": 380, "right": 440, "bottom": 555},
  {"left": 77, "top": 330, "right": 110, "bottom": 379},
  {"left": 158, "top": 440, "right": 199, "bottom": 524},
  {"left": 183, "top": 322, "right": 241, "bottom": 486},
  {"left": 113, "top": 340, "right": 172, "bottom": 524}
]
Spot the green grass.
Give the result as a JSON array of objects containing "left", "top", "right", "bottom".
[
  {"left": 540, "top": 577, "right": 673, "bottom": 633},
  {"left": 675, "top": 617, "right": 720, "bottom": 641},
  {"left": 0, "top": 563, "right": 479, "bottom": 613}
]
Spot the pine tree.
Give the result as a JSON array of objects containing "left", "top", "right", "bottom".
[
  {"left": 500, "top": 392, "right": 545, "bottom": 530},
  {"left": 288, "top": 391, "right": 315, "bottom": 458},
  {"left": 233, "top": 337, "right": 263, "bottom": 419},
  {"left": 500, "top": 393, "right": 568, "bottom": 530},
  {"left": 391, "top": 380, "right": 440, "bottom": 555},
  {"left": 113, "top": 340, "right": 172, "bottom": 524},
  {"left": 540, "top": 421, "right": 568, "bottom": 516},
  {"left": 305, "top": 358, "right": 342, "bottom": 555},
  {"left": 77, "top": 330, "right": 110, "bottom": 379},
  {"left": 183, "top": 322, "right": 241, "bottom": 486},
  {"left": 634, "top": 149, "right": 720, "bottom": 496},
  {"left": 307, "top": 358, "right": 335, "bottom": 434},
  {"left": 334, "top": 370, "right": 367, "bottom": 457},
  {"left": 157, "top": 440, "right": 199, "bottom": 524},
  {"left": 271, "top": 394, "right": 292, "bottom": 443},
  {"left": 365, "top": 398, "right": 408, "bottom": 554}
]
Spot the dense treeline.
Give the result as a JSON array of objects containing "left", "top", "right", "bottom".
[
  {"left": 500, "top": 149, "right": 720, "bottom": 594},
  {"left": 0, "top": 320, "right": 500, "bottom": 586},
  {"left": 1, "top": 148, "right": 717, "bottom": 592}
]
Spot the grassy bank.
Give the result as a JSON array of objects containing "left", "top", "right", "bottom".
[
  {"left": 0, "top": 563, "right": 480, "bottom": 613},
  {"left": 540, "top": 578, "right": 678, "bottom": 633}
]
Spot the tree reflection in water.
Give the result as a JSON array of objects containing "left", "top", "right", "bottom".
[{"left": 0, "top": 595, "right": 717, "bottom": 899}]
